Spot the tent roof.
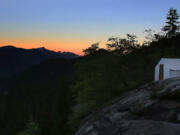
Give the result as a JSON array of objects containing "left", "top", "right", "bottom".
[
  {"left": 159, "top": 58, "right": 180, "bottom": 64},
  {"left": 156, "top": 58, "right": 180, "bottom": 67}
]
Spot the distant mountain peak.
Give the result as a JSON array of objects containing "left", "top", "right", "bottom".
[
  {"left": 36, "top": 47, "right": 47, "bottom": 51},
  {"left": 3, "top": 45, "right": 16, "bottom": 49},
  {"left": 38, "top": 46, "right": 46, "bottom": 49}
]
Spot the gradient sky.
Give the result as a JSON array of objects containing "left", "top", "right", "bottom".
[{"left": 0, "top": 0, "right": 180, "bottom": 54}]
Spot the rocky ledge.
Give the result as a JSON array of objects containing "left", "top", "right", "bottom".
[{"left": 75, "top": 77, "right": 180, "bottom": 135}]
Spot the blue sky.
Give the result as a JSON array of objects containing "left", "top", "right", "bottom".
[{"left": 0, "top": 0, "right": 180, "bottom": 54}]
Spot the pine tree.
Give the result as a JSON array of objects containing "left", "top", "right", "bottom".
[{"left": 162, "top": 8, "right": 180, "bottom": 38}]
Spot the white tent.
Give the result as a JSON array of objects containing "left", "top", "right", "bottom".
[{"left": 155, "top": 58, "right": 180, "bottom": 81}]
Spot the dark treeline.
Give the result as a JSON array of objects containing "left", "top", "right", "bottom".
[{"left": 0, "top": 8, "right": 180, "bottom": 135}]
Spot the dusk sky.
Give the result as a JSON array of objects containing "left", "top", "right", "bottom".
[{"left": 0, "top": 0, "right": 180, "bottom": 54}]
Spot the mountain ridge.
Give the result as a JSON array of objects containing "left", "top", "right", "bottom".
[
  {"left": 0, "top": 45, "right": 79, "bottom": 57},
  {"left": 0, "top": 45, "right": 79, "bottom": 79}
]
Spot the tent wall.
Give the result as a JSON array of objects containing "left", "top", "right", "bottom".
[{"left": 154, "top": 58, "right": 180, "bottom": 81}]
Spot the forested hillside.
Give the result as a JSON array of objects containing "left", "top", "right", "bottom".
[{"left": 0, "top": 59, "right": 76, "bottom": 135}]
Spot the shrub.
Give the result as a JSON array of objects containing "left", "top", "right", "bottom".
[{"left": 17, "top": 119, "right": 40, "bottom": 135}]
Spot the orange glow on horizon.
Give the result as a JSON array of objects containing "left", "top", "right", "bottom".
[
  {"left": 0, "top": 40, "right": 90, "bottom": 56},
  {"left": 0, "top": 35, "right": 109, "bottom": 56},
  {"left": 0, "top": 38, "right": 145, "bottom": 56}
]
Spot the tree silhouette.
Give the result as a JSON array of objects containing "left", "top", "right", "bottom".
[
  {"left": 162, "top": 8, "right": 180, "bottom": 38},
  {"left": 106, "top": 34, "right": 139, "bottom": 54},
  {"left": 83, "top": 43, "right": 99, "bottom": 55}
]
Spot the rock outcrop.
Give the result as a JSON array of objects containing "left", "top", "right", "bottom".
[{"left": 75, "top": 77, "right": 180, "bottom": 135}]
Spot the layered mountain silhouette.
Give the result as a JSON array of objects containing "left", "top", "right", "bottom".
[{"left": 0, "top": 45, "right": 79, "bottom": 79}]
